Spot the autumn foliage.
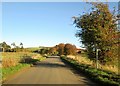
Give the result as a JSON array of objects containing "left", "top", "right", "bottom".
[
  {"left": 73, "top": 3, "right": 119, "bottom": 64},
  {"left": 48, "top": 43, "right": 77, "bottom": 56}
]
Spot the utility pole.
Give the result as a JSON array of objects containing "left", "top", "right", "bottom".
[
  {"left": 96, "top": 48, "right": 99, "bottom": 69},
  {"left": 95, "top": 43, "right": 100, "bottom": 69}
]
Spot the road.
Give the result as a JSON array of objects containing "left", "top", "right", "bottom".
[{"left": 3, "top": 56, "right": 96, "bottom": 85}]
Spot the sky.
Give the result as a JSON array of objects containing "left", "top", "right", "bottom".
[{"left": 1, "top": 2, "right": 118, "bottom": 48}]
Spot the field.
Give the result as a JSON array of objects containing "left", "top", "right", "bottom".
[
  {"left": 1, "top": 52, "right": 40, "bottom": 59},
  {"left": 25, "top": 47, "right": 40, "bottom": 52},
  {"left": 1, "top": 52, "right": 46, "bottom": 81}
]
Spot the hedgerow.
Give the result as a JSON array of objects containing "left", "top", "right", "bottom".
[{"left": 61, "top": 56, "right": 120, "bottom": 86}]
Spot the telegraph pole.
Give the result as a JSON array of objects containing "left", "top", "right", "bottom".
[{"left": 96, "top": 48, "right": 99, "bottom": 69}]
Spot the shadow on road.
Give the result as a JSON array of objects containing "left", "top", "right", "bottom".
[
  {"left": 13, "top": 57, "right": 98, "bottom": 85},
  {"left": 33, "top": 57, "right": 98, "bottom": 86},
  {"left": 35, "top": 62, "right": 66, "bottom": 68},
  {"left": 60, "top": 58, "right": 99, "bottom": 86}
]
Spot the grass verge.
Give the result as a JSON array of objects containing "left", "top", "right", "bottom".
[
  {"left": 1, "top": 52, "right": 46, "bottom": 82},
  {"left": 2, "top": 63, "right": 30, "bottom": 81},
  {"left": 61, "top": 56, "right": 120, "bottom": 86}
]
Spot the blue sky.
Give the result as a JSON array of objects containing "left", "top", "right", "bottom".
[{"left": 2, "top": 2, "right": 118, "bottom": 48}]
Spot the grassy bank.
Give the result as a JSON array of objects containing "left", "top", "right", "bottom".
[
  {"left": 61, "top": 56, "right": 120, "bottom": 86},
  {"left": 2, "top": 63, "right": 30, "bottom": 81},
  {"left": 75, "top": 54, "right": 119, "bottom": 74},
  {"left": 1, "top": 52, "right": 46, "bottom": 82}
]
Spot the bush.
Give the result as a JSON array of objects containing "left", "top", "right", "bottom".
[
  {"left": 20, "top": 56, "right": 40, "bottom": 65},
  {"left": 20, "top": 56, "right": 33, "bottom": 63}
]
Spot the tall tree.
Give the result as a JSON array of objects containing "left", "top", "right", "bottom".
[{"left": 73, "top": 3, "right": 119, "bottom": 64}]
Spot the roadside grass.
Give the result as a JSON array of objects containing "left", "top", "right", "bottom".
[
  {"left": 61, "top": 56, "right": 120, "bottom": 86},
  {"left": 1, "top": 52, "right": 46, "bottom": 82},
  {"left": 2, "top": 63, "right": 30, "bottom": 81},
  {"left": 75, "top": 54, "right": 119, "bottom": 74}
]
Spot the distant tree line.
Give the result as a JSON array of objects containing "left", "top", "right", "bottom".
[{"left": 0, "top": 42, "right": 24, "bottom": 52}]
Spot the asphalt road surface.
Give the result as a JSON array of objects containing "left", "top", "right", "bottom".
[{"left": 3, "top": 56, "right": 96, "bottom": 85}]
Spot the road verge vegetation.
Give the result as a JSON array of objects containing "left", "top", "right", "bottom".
[
  {"left": 1, "top": 52, "right": 46, "bottom": 82},
  {"left": 2, "top": 63, "right": 30, "bottom": 81},
  {"left": 61, "top": 56, "right": 120, "bottom": 86}
]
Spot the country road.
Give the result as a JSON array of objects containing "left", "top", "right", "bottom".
[{"left": 3, "top": 56, "right": 97, "bottom": 85}]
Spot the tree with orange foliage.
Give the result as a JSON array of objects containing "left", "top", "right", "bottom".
[
  {"left": 64, "top": 43, "right": 76, "bottom": 55},
  {"left": 73, "top": 2, "right": 119, "bottom": 64},
  {"left": 57, "top": 43, "right": 65, "bottom": 55}
]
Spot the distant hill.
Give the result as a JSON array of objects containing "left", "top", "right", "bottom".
[
  {"left": 25, "top": 46, "right": 51, "bottom": 52},
  {"left": 25, "top": 47, "right": 40, "bottom": 52}
]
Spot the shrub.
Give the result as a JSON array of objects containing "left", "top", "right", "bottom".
[
  {"left": 20, "top": 56, "right": 40, "bottom": 65},
  {"left": 20, "top": 56, "right": 33, "bottom": 63}
]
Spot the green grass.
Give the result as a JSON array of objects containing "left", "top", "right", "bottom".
[{"left": 2, "top": 63, "right": 30, "bottom": 81}]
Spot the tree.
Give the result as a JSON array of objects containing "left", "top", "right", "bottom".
[
  {"left": 57, "top": 43, "right": 65, "bottom": 55},
  {"left": 50, "top": 43, "right": 77, "bottom": 56},
  {"left": 40, "top": 48, "right": 48, "bottom": 55},
  {"left": 11, "top": 42, "right": 17, "bottom": 52},
  {"left": 48, "top": 47, "right": 58, "bottom": 55},
  {"left": 0, "top": 42, "right": 11, "bottom": 52},
  {"left": 20, "top": 42, "right": 23, "bottom": 49},
  {"left": 11, "top": 42, "right": 16, "bottom": 48},
  {"left": 11, "top": 42, "right": 23, "bottom": 52},
  {"left": 73, "top": 2, "right": 119, "bottom": 64},
  {"left": 64, "top": 43, "right": 76, "bottom": 55}
]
